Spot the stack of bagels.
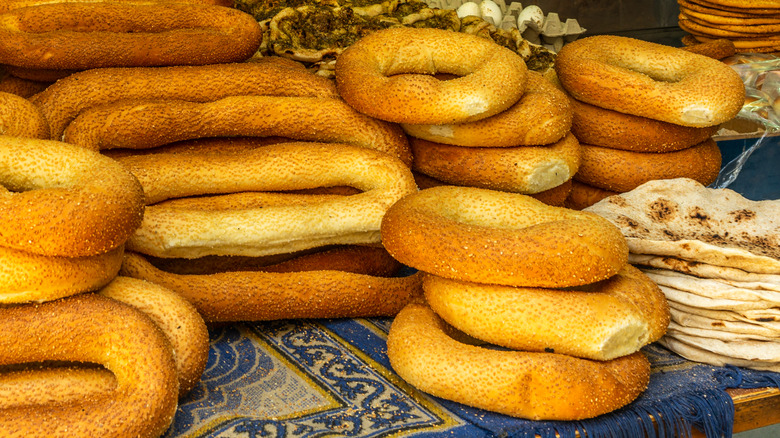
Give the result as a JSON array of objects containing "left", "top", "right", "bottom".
[
  {"left": 380, "top": 185, "right": 670, "bottom": 421},
  {"left": 554, "top": 35, "right": 746, "bottom": 210},
  {"left": 678, "top": 0, "right": 780, "bottom": 54},
  {"left": 335, "top": 26, "right": 578, "bottom": 207},
  {"left": 0, "top": 136, "right": 210, "bottom": 437},
  {"left": 586, "top": 178, "right": 780, "bottom": 372}
]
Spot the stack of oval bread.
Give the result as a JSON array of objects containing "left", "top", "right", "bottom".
[
  {"left": 335, "top": 26, "right": 578, "bottom": 207},
  {"left": 554, "top": 35, "right": 746, "bottom": 210},
  {"left": 380, "top": 186, "right": 671, "bottom": 420},
  {"left": 586, "top": 178, "right": 780, "bottom": 372},
  {"left": 0, "top": 136, "right": 210, "bottom": 437},
  {"left": 678, "top": 0, "right": 780, "bottom": 54}
]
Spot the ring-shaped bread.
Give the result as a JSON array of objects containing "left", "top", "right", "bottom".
[
  {"left": 555, "top": 35, "right": 745, "bottom": 127},
  {"left": 0, "top": 276, "right": 208, "bottom": 406},
  {"left": 120, "top": 251, "right": 423, "bottom": 322},
  {"left": 0, "top": 2, "right": 261, "bottom": 70},
  {"left": 410, "top": 132, "right": 580, "bottom": 194},
  {"left": 565, "top": 180, "right": 619, "bottom": 210},
  {"left": 30, "top": 62, "right": 340, "bottom": 140},
  {"left": 569, "top": 97, "right": 719, "bottom": 152},
  {"left": 386, "top": 301, "right": 651, "bottom": 421},
  {"left": 62, "top": 95, "right": 412, "bottom": 166},
  {"left": 401, "top": 71, "right": 572, "bottom": 147},
  {"left": 0, "top": 293, "right": 178, "bottom": 437},
  {"left": 0, "top": 91, "right": 49, "bottom": 138},
  {"left": 0, "top": 245, "right": 123, "bottom": 303},
  {"left": 380, "top": 186, "right": 628, "bottom": 288},
  {"left": 0, "top": 137, "right": 145, "bottom": 257},
  {"left": 335, "top": 27, "right": 528, "bottom": 125},
  {"left": 118, "top": 142, "right": 417, "bottom": 259},
  {"left": 575, "top": 138, "right": 722, "bottom": 193},
  {"left": 424, "top": 264, "right": 670, "bottom": 361}
]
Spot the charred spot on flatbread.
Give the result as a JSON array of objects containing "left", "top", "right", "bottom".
[
  {"left": 648, "top": 199, "right": 678, "bottom": 222},
  {"left": 730, "top": 209, "right": 756, "bottom": 223}
]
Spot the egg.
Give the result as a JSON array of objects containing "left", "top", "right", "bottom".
[
  {"left": 517, "top": 5, "right": 544, "bottom": 33},
  {"left": 456, "top": 2, "right": 481, "bottom": 18},
  {"left": 479, "top": 0, "right": 503, "bottom": 25}
]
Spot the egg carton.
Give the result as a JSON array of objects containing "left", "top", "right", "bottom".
[{"left": 422, "top": 0, "right": 586, "bottom": 52}]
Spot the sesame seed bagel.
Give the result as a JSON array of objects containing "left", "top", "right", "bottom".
[
  {"left": 423, "top": 264, "right": 670, "bottom": 361},
  {"left": 31, "top": 62, "right": 340, "bottom": 140},
  {"left": 575, "top": 138, "right": 722, "bottom": 193},
  {"left": 569, "top": 97, "right": 719, "bottom": 152},
  {"left": 62, "top": 95, "right": 412, "bottom": 166},
  {"left": 0, "top": 293, "right": 179, "bottom": 437},
  {"left": 98, "top": 276, "right": 209, "bottom": 396},
  {"left": 0, "top": 91, "right": 49, "bottom": 138},
  {"left": 564, "top": 180, "right": 619, "bottom": 210},
  {"left": 335, "top": 27, "right": 528, "bottom": 125},
  {"left": 410, "top": 133, "right": 580, "bottom": 195},
  {"left": 555, "top": 35, "right": 745, "bottom": 127},
  {"left": 386, "top": 301, "right": 651, "bottom": 421},
  {"left": 118, "top": 142, "right": 417, "bottom": 258},
  {"left": 0, "top": 245, "right": 123, "bottom": 304},
  {"left": 401, "top": 71, "right": 572, "bottom": 147},
  {"left": 120, "top": 251, "right": 423, "bottom": 322},
  {"left": 0, "top": 136, "right": 145, "bottom": 257},
  {"left": 0, "top": 2, "right": 261, "bottom": 70},
  {"left": 380, "top": 186, "right": 629, "bottom": 288}
]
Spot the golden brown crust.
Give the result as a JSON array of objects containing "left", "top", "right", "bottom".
[
  {"left": 0, "top": 91, "right": 49, "bottom": 138},
  {"left": 569, "top": 97, "right": 718, "bottom": 152},
  {"left": 118, "top": 142, "right": 417, "bottom": 258},
  {"left": 120, "top": 251, "right": 424, "bottom": 322},
  {"left": 412, "top": 172, "right": 572, "bottom": 207},
  {"left": 0, "top": 2, "right": 262, "bottom": 70},
  {"left": 98, "top": 276, "right": 209, "bottom": 396},
  {"left": 31, "top": 62, "right": 340, "bottom": 140},
  {"left": 335, "top": 27, "right": 528, "bottom": 124},
  {"left": 0, "top": 70, "right": 50, "bottom": 98},
  {"left": 424, "top": 264, "right": 669, "bottom": 361},
  {"left": 63, "top": 95, "right": 412, "bottom": 166},
  {"left": 0, "top": 137, "right": 145, "bottom": 257},
  {"left": 410, "top": 133, "right": 580, "bottom": 194},
  {"left": 386, "top": 301, "right": 651, "bottom": 421},
  {"left": 680, "top": 37, "right": 737, "bottom": 60},
  {"left": 380, "top": 186, "right": 629, "bottom": 288},
  {"left": 555, "top": 35, "right": 745, "bottom": 127},
  {"left": 401, "top": 71, "right": 572, "bottom": 147},
  {"left": 574, "top": 139, "right": 722, "bottom": 193},
  {"left": 564, "top": 179, "right": 619, "bottom": 210},
  {"left": 0, "top": 293, "right": 178, "bottom": 437},
  {"left": 0, "top": 245, "right": 123, "bottom": 304}
]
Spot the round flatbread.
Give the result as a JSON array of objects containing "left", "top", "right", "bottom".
[
  {"left": 661, "top": 285, "right": 777, "bottom": 311},
  {"left": 642, "top": 268, "right": 780, "bottom": 305},
  {"left": 586, "top": 178, "right": 780, "bottom": 274},
  {"left": 629, "top": 254, "right": 780, "bottom": 284},
  {"left": 669, "top": 306, "right": 780, "bottom": 337},
  {"left": 658, "top": 336, "right": 780, "bottom": 372}
]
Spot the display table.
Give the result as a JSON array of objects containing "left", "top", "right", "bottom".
[{"left": 162, "top": 135, "right": 779, "bottom": 438}]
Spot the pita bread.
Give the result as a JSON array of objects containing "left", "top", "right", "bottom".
[
  {"left": 668, "top": 320, "right": 776, "bottom": 342},
  {"left": 661, "top": 286, "right": 777, "bottom": 311},
  {"left": 681, "top": 8, "right": 780, "bottom": 25},
  {"left": 629, "top": 254, "right": 780, "bottom": 284},
  {"left": 663, "top": 330, "right": 780, "bottom": 361},
  {"left": 658, "top": 336, "right": 780, "bottom": 372},
  {"left": 689, "top": 0, "right": 780, "bottom": 15},
  {"left": 641, "top": 269, "right": 780, "bottom": 304},
  {"left": 680, "top": 0, "right": 780, "bottom": 18},
  {"left": 586, "top": 178, "right": 780, "bottom": 273},
  {"left": 669, "top": 301, "right": 780, "bottom": 330},
  {"left": 682, "top": 13, "right": 780, "bottom": 32}
]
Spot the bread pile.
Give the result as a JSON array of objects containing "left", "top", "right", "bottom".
[
  {"left": 553, "top": 35, "right": 746, "bottom": 210},
  {"left": 586, "top": 178, "right": 780, "bottom": 372},
  {"left": 678, "top": 0, "right": 780, "bottom": 54},
  {"left": 381, "top": 186, "right": 671, "bottom": 421}
]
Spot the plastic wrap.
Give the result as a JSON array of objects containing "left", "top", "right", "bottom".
[{"left": 713, "top": 53, "right": 779, "bottom": 191}]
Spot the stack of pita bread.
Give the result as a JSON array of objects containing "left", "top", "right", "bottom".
[
  {"left": 585, "top": 178, "right": 779, "bottom": 372},
  {"left": 677, "top": 0, "right": 780, "bottom": 54}
]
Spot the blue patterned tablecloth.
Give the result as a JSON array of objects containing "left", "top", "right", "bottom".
[{"left": 163, "top": 136, "right": 780, "bottom": 438}]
